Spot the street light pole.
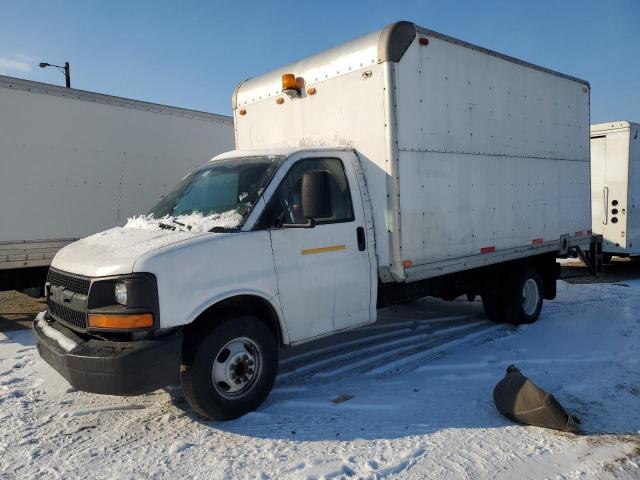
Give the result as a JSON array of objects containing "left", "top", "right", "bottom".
[
  {"left": 63, "top": 62, "right": 71, "bottom": 88},
  {"left": 38, "top": 61, "right": 71, "bottom": 88}
]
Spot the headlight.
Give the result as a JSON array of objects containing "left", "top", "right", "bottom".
[{"left": 114, "top": 282, "right": 128, "bottom": 305}]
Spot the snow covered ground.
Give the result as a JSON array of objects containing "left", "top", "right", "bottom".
[{"left": 1, "top": 280, "right": 639, "bottom": 479}]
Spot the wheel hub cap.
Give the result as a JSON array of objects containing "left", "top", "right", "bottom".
[
  {"left": 212, "top": 338, "right": 262, "bottom": 398},
  {"left": 522, "top": 278, "right": 540, "bottom": 316}
]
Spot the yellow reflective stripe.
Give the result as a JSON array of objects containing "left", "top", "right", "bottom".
[{"left": 301, "top": 244, "right": 346, "bottom": 255}]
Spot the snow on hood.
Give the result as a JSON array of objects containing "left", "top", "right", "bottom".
[{"left": 51, "top": 211, "right": 241, "bottom": 277}]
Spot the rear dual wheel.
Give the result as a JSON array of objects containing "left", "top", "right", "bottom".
[{"left": 481, "top": 267, "right": 543, "bottom": 325}]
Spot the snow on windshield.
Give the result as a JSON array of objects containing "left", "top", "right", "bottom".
[{"left": 124, "top": 210, "right": 243, "bottom": 233}]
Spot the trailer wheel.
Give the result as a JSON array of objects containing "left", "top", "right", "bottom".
[
  {"left": 502, "top": 267, "right": 543, "bottom": 325},
  {"left": 180, "top": 315, "right": 278, "bottom": 421}
]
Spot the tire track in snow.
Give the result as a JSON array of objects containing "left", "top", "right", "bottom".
[
  {"left": 280, "top": 315, "right": 476, "bottom": 367},
  {"left": 278, "top": 320, "right": 488, "bottom": 383},
  {"left": 312, "top": 322, "right": 495, "bottom": 380},
  {"left": 368, "top": 324, "right": 508, "bottom": 379}
]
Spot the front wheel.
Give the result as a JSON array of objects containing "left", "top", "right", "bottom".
[{"left": 181, "top": 316, "right": 278, "bottom": 421}]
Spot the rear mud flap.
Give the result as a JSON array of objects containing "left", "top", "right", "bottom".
[{"left": 493, "top": 365, "right": 580, "bottom": 433}]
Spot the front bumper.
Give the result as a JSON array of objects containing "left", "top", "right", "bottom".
[{"left": 33, "top": 312, "right": 182, "bottom": 396}]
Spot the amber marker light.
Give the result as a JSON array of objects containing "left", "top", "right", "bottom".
[
  {"left": 276, "top": 97, "right": 285, "bottom": 104},
  {"left": 307, "top": 87, "right": 317, "bottom": 95},
  {"left": 88, "top": 313, "right": 153, "bottom": 330},
  {"left": 282, "top": 73, "right": 297, "bottom": 91},
  {"left": 239, "top": 108, "right": 247, "bottom": 116}
]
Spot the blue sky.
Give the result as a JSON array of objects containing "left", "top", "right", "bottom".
[{"left": 1, "top": 0, "right": 638, "bottom": 123}]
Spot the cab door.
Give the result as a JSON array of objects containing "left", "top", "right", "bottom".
[{"left": 266, "top": 153, "right": 372, "bottom": 343}]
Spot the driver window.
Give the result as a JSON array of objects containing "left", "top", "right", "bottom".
[{"left": 270, "top": 158, "right": 354, "bottom": 226}]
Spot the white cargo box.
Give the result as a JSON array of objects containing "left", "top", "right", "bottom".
[
  {"left": 233, "top": 21, "right": 592, "bottom": 282},
  {"left": 591, "top": 121, "right": 640, "bottom": 256},
  {"left": 0, "top": 75, "right": 234, "bottom": 271}
]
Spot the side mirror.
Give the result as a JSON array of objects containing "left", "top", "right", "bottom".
[
  {"left": 302, "top": 170, "right": 332, "bottom": 219},
  {"left": 280, "top": 170, "right": 332, "bottom": 228}
]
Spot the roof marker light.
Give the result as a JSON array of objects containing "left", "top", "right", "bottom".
[
  {"left": 282, "top": 73, "right": 297, "bottom": 91},
  {"left": 282, "top": 73, "right": 304, "bottom": 98}
]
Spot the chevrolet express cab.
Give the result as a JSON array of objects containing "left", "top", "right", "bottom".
[{"left": 35, "top": 21, "right": 599, "bottom": 420}]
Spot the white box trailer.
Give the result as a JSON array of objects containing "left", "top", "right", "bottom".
[
  {"left": 233, "top": 21, "right": 595, "bottom": 283},
  {"left": 590, "top": 121, "right": 640, "bottom": 258},
  {"left": 35, "top": 22, "right": 600, "bottom": 421},
  {"left": 0, "top": 75, "right": 234, "bottom": 291}
]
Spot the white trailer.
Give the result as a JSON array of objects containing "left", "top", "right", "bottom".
[
  {"left": 590, "top": 121, "right": 640, "bottom": 258},
  {"left": 233, "top": 22, "right": 596, "bottom": 284},
  {"left": 0, "top": 75, "right": 234, "bottom": 292},
  {"left": 35, "top": 22, "right": 599, "bottom": 421}
]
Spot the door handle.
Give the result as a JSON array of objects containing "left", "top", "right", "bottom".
[
  {"left": 603, "top": 186, "right": 609, "bottom": 225},
  {"left": 356, "top": 226, "right": 366, "bottom": 251}
]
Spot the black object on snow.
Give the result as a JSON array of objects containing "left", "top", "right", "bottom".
[{"left": 493, "top": 365, "right": 580, "bottom": 433}]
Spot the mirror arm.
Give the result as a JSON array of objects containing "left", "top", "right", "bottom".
[{"left": 280, "top": 218, "right": 315, "bottom": 229}]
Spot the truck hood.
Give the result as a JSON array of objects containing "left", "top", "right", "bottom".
[{"left": 51, "top": 226, "right": 209, "bottom": 277}]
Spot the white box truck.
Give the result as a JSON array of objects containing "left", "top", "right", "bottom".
[
  {"left": 590, "top": 121, "right": 640, "bottom": 259},
  {"left": 34, "top": 21, "right": 599, "bottom": 420},
  {"left": 0, "top": 75, "right": 234, "bottom": 293}
]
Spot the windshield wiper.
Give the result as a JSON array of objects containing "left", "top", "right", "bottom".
[
  {"left": 210, "top": 226, "right": 239, "bottom": 233},
  {"left": 159, "top": 218, "right": 193, "bottom": 231},
  {"left": 170, "top": 218, "right": 193, "bottom": 230}
]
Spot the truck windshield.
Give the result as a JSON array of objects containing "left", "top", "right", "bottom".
[{"left": 148, "top": 156, "right": 283, "bottom": 232}]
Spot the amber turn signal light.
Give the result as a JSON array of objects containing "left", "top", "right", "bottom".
[{"left": 88, "top": 313, "right": 153, "bottom": 330}]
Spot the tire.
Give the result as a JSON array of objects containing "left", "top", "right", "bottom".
[
  {"left": 180, "top": 315, "right": 278, "bottom": 421},
  {"left": 481, "top": 291, "right": 505, "bottom": 323},
  {"left": 502, "top": 267, "right": 543, "bottom": 325}
]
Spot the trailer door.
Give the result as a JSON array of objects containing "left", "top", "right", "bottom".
[
  {"left": 591, "top": 131, "right": 630, "bottom": 250},
  {"left": 591, "top": 135, "right": 608, "bottom": 231}
]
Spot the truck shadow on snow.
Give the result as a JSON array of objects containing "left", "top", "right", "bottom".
[
  {"left": 168, "top": 290, "right": 640, "bottom": 441},
  {"left": 165, "top": 299, "right": 518, "bottom": 440}
]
